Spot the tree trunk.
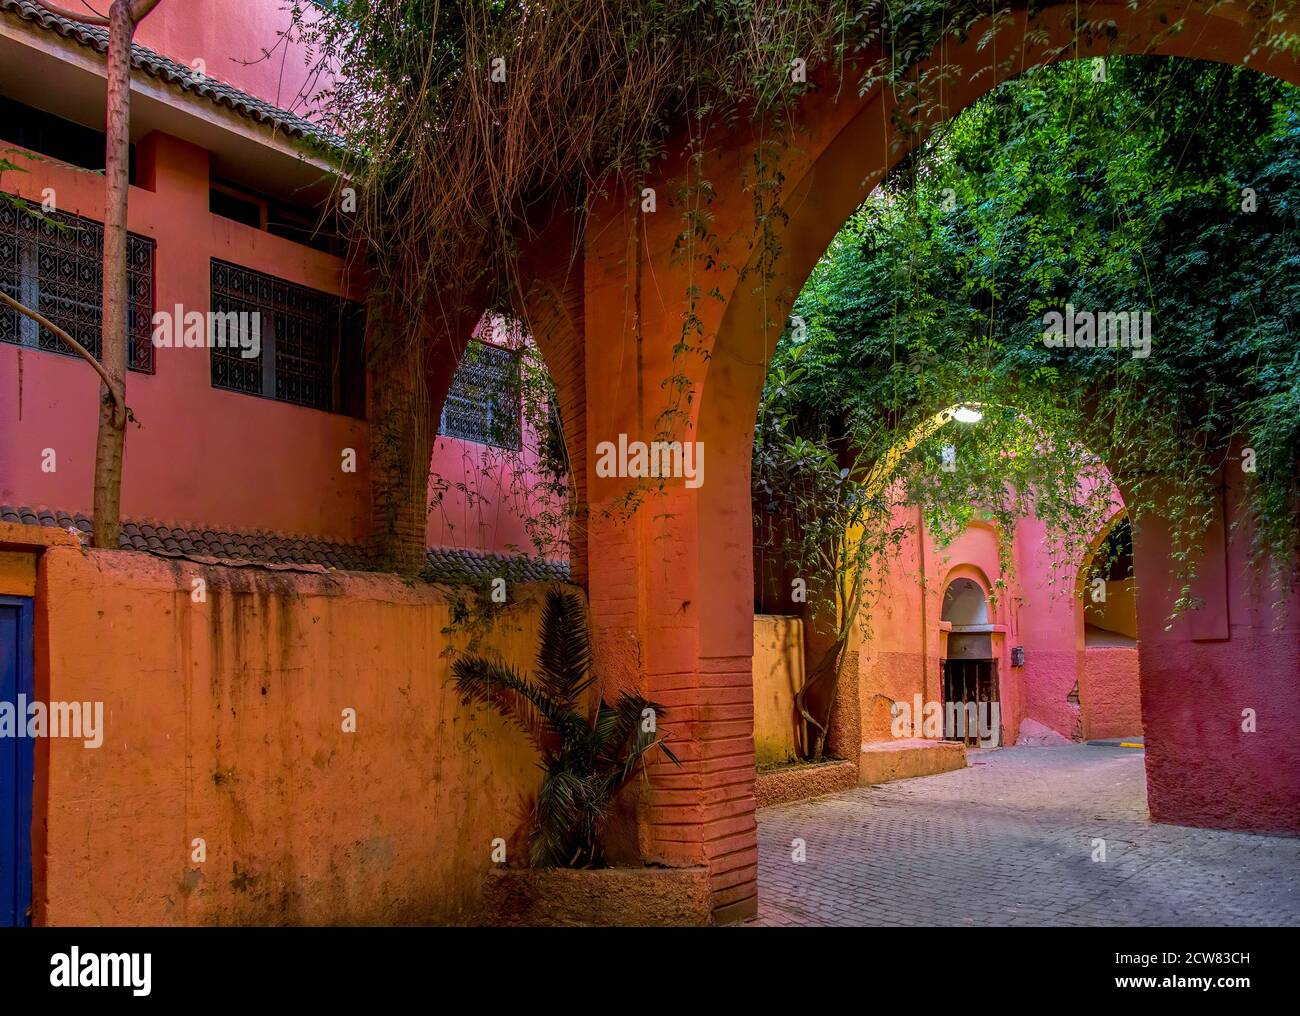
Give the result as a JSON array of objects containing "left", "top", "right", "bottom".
[
  {"left": 90, "top": 0, "right": 134, "bottom": 551},
  {"left": 798, "top": 635, "right": 846, "bottom": 762},
  {"left": 367, "top": 300, "right": 432, "bottom": 574}
]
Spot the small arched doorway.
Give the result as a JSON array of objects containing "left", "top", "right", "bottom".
[{"left": 941, "top": 578, "right": 1001, "bottom": 747}]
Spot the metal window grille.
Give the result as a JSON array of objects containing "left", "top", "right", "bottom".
[
  {"left": 0, "top": 199, "right": 155, "bottom": 372},
  {"left": 210, "top": 258, "right": 360, "bottom": 412},
  {"left": 439, "top": 340, "right": 521, "bottom": 449}
]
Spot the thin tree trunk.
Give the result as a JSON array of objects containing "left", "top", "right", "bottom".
[{"left": 90, "top": 0, "right": 134, "bottom": 551}]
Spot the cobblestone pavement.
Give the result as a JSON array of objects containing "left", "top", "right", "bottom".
[{"left": 750, "top": 745, "right": 1300, "bottom": 926}]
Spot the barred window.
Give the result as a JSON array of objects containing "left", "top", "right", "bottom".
[
  {"left": 209, "top": 259, "right": 365, "bottom": 416},
  {"left": 0, "top": 200, "right": 155, "bottom": 372},
  {"left": 439, "top": 340, "right": 521, "bottom": 450}
]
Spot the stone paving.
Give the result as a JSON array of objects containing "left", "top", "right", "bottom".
[{"left": 750, "top": 745, "right": 1300, "bottom": 926}]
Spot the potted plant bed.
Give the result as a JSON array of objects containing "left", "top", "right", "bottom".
[
  {"left": 482, "top": 865, "right": 713, "bottom": 927},
  {"left": 455, "top": 588, "right": 704, "bottom": 926}
]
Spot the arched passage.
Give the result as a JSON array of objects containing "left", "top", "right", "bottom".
[
  {"left": 545, "top": 0, "right": 1300, "bottom": 922},
  {"left": 1076, "top": 511, "right": 1143, "bottom": 741}
]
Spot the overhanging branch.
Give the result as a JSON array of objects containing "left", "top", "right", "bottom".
[{"left": 0, "top": 288, "right": 126, "bottom": 423}]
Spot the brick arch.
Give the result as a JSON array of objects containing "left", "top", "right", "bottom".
[
  {"left": 555, "top": 0, "right": 1300, "bottom": 922},
  {"left": 698, "top": 0, "right": 1300, "bottom": 613}
]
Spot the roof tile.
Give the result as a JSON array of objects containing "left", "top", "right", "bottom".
[
  {"left": 0, "top": 503, "right": 569, "bottom": 585},
  {"left": 1, "top": 0, "right": 341, "bottom": 149}
]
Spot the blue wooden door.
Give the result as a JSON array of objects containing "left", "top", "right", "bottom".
[{"left": 0, "top": 596, "right": 34, "bottom": 927}]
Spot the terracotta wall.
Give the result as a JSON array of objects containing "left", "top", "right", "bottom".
[
  {"left": 857, "top": 519, "right": 935, "bottom": 744},
  {"left": 18, "top": 535, "right": 553, "bottom": 925}
]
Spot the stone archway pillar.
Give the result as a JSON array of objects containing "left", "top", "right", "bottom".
[{"left": 575, "top": 179, "right": 762, "bottom": 923}]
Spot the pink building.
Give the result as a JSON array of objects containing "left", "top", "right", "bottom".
[
  {"left": 0, "top": 0, "right": 552, "bottom": 571},
  {"left": 856, "top": 506, "right": 1141, "bottom": 751}
]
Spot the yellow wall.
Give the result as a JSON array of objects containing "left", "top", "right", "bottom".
[
  {"left": 1085, "top": 578, "right": 1138, "bottom": 640},
  {"left": 0, "top": 550, "right": 36, "bottom": 596},
  {"left": 752, "top": 615, "right": 803, "bottom": 766}
]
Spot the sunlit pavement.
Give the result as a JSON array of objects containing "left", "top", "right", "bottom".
[{"left": 750, "top": 745, "right": 1300, "bottom": 927}]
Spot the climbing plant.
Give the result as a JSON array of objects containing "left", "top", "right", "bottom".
[{"left": 755, "top": 53, "right": 1300, "bottom": 756}]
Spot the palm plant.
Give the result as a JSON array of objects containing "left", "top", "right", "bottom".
[{"left": 452, "top": 587, "right": 679, "bottom": 868}]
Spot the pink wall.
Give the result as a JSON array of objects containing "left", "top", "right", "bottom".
[
  {"left": 1133, "top": 469, "right": 1300, "bottom": 834},
  {"left": 1013, "top": 514, "right": 1085, "bottom": 740},
  {"left": 935, "top": 524, "right": 1023, "bottom": 743},
  {"left": 0, "top": 132, "right": 369, "bottom": 541},
  {"left": 857, "top": 494, "right": 1138, "bottom": 749},
  {"left": 134, "top": 1, "right": 323, "bottom": 113},
  {"left": 0, "top": 126, "right": 546, "bottom": 556},
  {"left": 427, "top": 435, "right": 558, "bottom": 556},
  {"left": 855, "top": 463, "right": 1299, "bottom": 835},
  {"left": 859, "top": 511, "right": 1028, "bottom": 744}
]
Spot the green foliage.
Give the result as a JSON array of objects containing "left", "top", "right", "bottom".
[
  {"left": 451, "top": 587, "right": 679, "bottom": 868},
  {"left": 758, "top": 56, "right": 1300, "bottom": 644}
]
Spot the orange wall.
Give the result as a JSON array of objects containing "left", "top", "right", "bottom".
[
  {"left": 1086, "top": 578, "right": 1138, "bottom": 639},
  {"left": 27, "top": 539, "right": 555, "bottom": 925},
  {"left": 856, "top": 517, "right": 940, "bottom": 742},
  {"left": 751, "top": 615, "right": 803, "bottom": 765}
]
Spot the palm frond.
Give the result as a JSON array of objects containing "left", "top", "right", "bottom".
[
  {"left": 592, "top": 694, "right": 678, "bottom": 786},
  {"left": 591, "top": 694, "right": 662, "bottom": 757},
  {"left": 533, "top": 761, "right": 585, "bottom": 866},
  {"left": 453, "top": 595, "right": 681, "bottom": 869},
  {"left": 535, "top": 587, "right": 594, "bottom": 708},
  {"left": 452, "top": 654, "right": 578, "bottom": 755}
]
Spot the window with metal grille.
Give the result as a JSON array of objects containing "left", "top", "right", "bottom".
[
  {"left": 209, "top": 259, "right": 365, "bottom": 416},
  {"left": 439, "top": 341, "right": 522, "bottom": 450},
  {"left": 0, "top": 200, "right": 155, "bottom": 372}
]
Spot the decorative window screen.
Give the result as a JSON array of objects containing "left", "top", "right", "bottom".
[
  {"left": 209, "top": 258, "right": 364, "bottom": 414},
  {"left": 0, "top": 200, "right": 155, "bottom": 372},
  {"left": 439, "top": 340, "right": 522, "bottom": 450}
]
